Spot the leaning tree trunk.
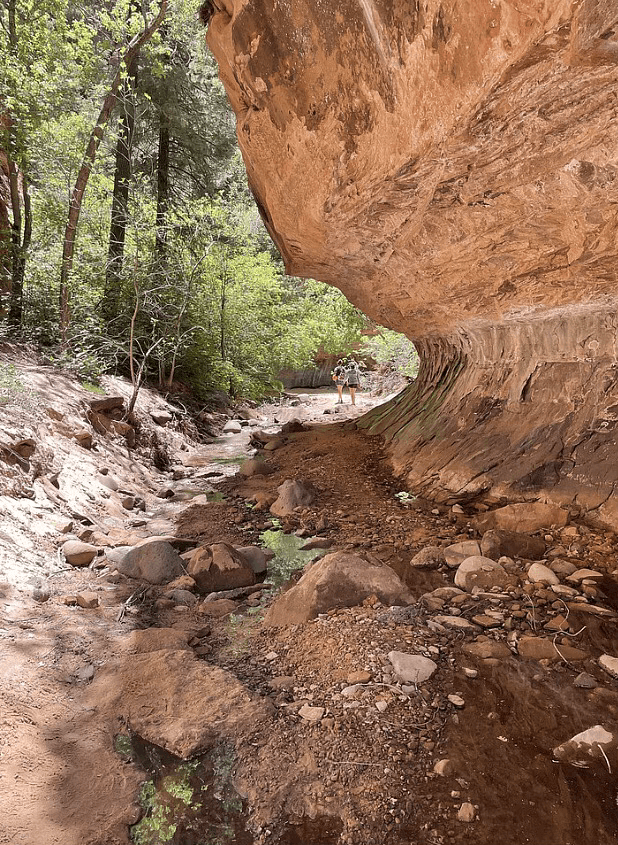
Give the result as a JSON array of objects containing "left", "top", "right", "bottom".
[{"left": 59, "top": 0, "right": 167, "bottom": 347}]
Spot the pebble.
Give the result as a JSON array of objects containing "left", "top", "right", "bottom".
[
  {"left": 388, "top": 651, "right": 437, "bottom": 684},
  {"left": 598, "top": 654, "right": 618, "bottom": 679},
  {"left": 75, "top": 592, "right": 99, "bottom": 609},
  {"left": 347, "top": 670, "right": 371, "bottom": 684},
  {"left": 457, "top": 803, "right": 476, "bottom": 822},
  {"left": 573, "top": 672, "right": 597, "bottom": 689},
  {"left": 448, "top": 694, "right": 465, "bottom": 708},
  {"left": 463, "top": 668, "right": 478, "bottom": 679},
  {"left": 298, "top": 704, "right": 325, "bottom": 722},
  {"left": 376, "top": 700, "right": 388, "bottom": 712},
  {"left": 433, "top": 759, "right": 454, "bottom": 776}
]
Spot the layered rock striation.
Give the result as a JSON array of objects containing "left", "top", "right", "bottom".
[{"left": 205, "top": 1, "right": 618, "bottom": 525}]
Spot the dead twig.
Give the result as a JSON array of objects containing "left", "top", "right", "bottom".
[{"left": 117, "top": 586, "right": 148, "bottom": 622}]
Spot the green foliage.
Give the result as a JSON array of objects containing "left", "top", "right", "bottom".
[
  {"left": 361, "top": 329, "right": 419, "bottom": 379},
  {"left": 133, "top": 762, "right": 201, "bottom": 845},
  {"left": 1, "top": 0, "right": 366, "bottom": 400},
  {"left": 259, "top": 529, "right": 325, "bottom": 585}
]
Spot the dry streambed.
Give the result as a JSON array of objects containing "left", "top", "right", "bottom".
[{"left": 1, "top": 364, "right": 618, "bottom": 844}]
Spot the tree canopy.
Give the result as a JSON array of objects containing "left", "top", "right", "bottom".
[{"left": 0, "top": 0, "right": 365, "bottom": 398}]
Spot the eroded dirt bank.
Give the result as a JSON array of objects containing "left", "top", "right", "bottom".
[{"left": 1, "top": 355, "right": 618, "bottom": 845}]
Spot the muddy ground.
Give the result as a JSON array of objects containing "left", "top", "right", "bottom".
[{"left": 1, "top": 351, "right": 618, "bottom": 845}]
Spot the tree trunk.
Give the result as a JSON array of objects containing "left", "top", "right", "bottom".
[
  {"left": 102, "top": 54, "right": 138, "bottom": 323},
  {"left": 59, "top": 0, "right": 168, "bottom": 347},
  {"left": 155, "top": 111, "right": 170, "bottom": 263},
  {"left": 7, "top": 174, "right": 31, "bottom": 329},
  {"left": 5, "top": 0, "right": 30, "bottom": 331}
]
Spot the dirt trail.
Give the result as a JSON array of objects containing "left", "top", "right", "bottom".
[{"left": 1, "top": 355, "right": 618, "bottom": 845}]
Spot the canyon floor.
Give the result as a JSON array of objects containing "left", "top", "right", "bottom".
[{"left": 1, "top": 349, "right": 618, "bottom": 845}]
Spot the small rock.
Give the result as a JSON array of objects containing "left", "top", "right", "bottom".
[
  {"left": 75, "top": 664, "right": 96, "bottom": 682},
  {"left": 265, "top": 651, "right": 278, "bottom": 661},
  {"left": 451, "top": 504, "right": 465, "bottom": 514},
  {"left": 433, "top": 759, "right": 454, "bottom": 776},
  {"left": 472, "top": 614, "right": 501, "bottom": 628},
  {"left": 454, "top": 556, "right": 512, "bottom": 592},
  {"left": 63, "top": 540, "right": 98, "bottom": 567},
  {"left": 301, "top": 537, "right": 332, "bottom": 551},
  {"left": 151, "top": 410, "right": 173, "bottom": 425},
  {"left": 375, "top": 700, "right": 388, "bottom": 713},
  {"left": 457, "top": 803, "right": 476, "bottom": 822},
  {"left": 433, "top": 615, "right": 479, "bottom": 631},
  {"left": 566, "top": 569, "right": 604, "bottom": 583},
  {"left": 347, "top": 670, "right": 371, "bottom": 684},
  {"left": 410, "top": 546, "right": 446, "bottom": 569},
  {"left": 598, "top": 654, "right": 618, "bottom": 679},
  {"left": 223, "top": 420, "right": 243, "bottom": 433},
  {"left": 444, "top": 541, "right": 481, "bottom": 568},
  {"left": 32, "top": 583, "right": 51, "bottom": 603},
  {"left": 448, "top": 694, "right": 465, "bottom": 708},
  {"left": 75, "top": 592, "right": 99, "bottom": 609},
  {"left": 463, "top": 667, "right": 478, "bottom": 679},
  {"left": 298, "top": 704, "right": 325, "bottom": 722},
  {"left": 527, "top": 563, "right": 560, "bottom": 585},
  {"left": 573, "top": 672, "right": 597, "bottom": 689},
  {"left": 388, "top": 651, "right": 437, "bottom": 684}
]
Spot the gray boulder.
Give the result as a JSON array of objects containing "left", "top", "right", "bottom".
[
  {"left": 454, "top": 556, "right": 513, "bottom": 592},
  {"left": 106, "top": 539, "right": 185, "bottom": 585}
]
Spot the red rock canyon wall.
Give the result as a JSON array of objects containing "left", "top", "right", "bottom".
[{"left": 204, "top": 0, "right": 618, "bottom": 527}]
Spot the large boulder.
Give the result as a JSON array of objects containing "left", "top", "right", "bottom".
[
  {"left": 264, "top": 551, "right": 413, "bottom": 626},
  {"left": 84, "top": 649, "right": 272, "bottom": 758},
  {"left": 454, "top": 556, "right": 513, "bottom": 592},
  {"left": 106, "top": 539, "right": 185, "bottom": 585},
  {"left": 187, "top": 542, "right": 256, "bottom": 593}
]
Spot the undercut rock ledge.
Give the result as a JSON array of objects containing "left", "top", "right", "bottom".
[{"left": 205, "top": 1, "right": 618, "bottom": 526}]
